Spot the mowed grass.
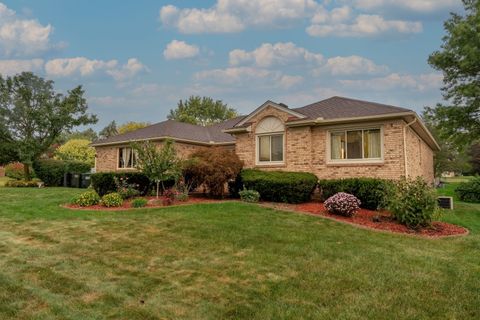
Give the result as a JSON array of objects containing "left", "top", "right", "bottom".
[{"left": 0, "top": 187, "right": 479, "bottom": 319}]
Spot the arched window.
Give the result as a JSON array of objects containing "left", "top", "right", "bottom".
[{"left": 256, "top": 117, "right": 284, "bottom": 164}]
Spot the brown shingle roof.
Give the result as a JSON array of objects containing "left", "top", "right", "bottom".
[{"left": 91, "top": 116, "right": 245, "bottom": 146}]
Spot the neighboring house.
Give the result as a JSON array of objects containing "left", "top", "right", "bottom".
[{"left": 91, "top": 96, "right": 439, "bottom": 183}]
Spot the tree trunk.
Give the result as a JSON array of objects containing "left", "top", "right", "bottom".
[
  {"left": 23, "top": 163, "right": 31, "bottom": 181},
  {"left": 156, "top": 181, "right": 160, "bottom": 199}
]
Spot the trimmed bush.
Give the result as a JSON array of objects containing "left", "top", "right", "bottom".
[
  {"left": 73, "top": 190, "right": 100, "bottom": 207},
  {"left": 240, "top": 169, "right": 317, "bottom": 204},
  {"left": 131, "top": 198, "right": 148, "bottom": 208},
  {"left": 5, "top": 180, "right": 39, "bottom": 187},
  {"left": 455, "top": 177, "right": 480, "bottom": 203},
  {"left": 5, "top": 162, "right": 26, "bottom": 180},
  {"left": 324, "top": 192, "right": 361, "bottom": 217},
  {"left": 33, "top": 159, "right": 91, "bottom": 186},
  {"left": 239, "top": 189, "right": 260, "bottom": 203},
  {"left": 318, "top": 178, "right": 393, "bottom": 210},
  {"left": 90, "top": 172, "right": 151, "bottom": 196},
  {"left": 101, "top": 192, "right": 123, "bottom": 207},
  {"left": 389, "top": 178, "right": 438, "bottom": 229}
]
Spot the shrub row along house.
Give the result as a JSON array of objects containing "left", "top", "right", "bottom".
[{"left": 91, "top": 96, "right": 439, "bottom": 183}]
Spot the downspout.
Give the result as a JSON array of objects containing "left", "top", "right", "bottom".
[{"left": 403, "top": 117, "right": 417, "bottom": 179}]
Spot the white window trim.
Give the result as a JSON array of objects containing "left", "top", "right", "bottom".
[
  {"left": 116, "top": 147, "right": 137, "bottom": 170},
  {"left": 255, "top": 132, "right": 285, "bottom": 166},
  {"left": 326, "top": 125, "right": 384, "bottom": 165}
]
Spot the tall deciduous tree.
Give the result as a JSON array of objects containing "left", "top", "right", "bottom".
[
  {"left": 0, "top": 72, "right": 97, "bottom": 179},
  {"left": 54, "top": 139, "right": 96, "bottom": 166},
  {"left": 427, "top": 0, "right": 480, "bottom": 146},
  {"left": 117, "top": 121, "right": 150, "bottom": 134},
  {"left": 132, "top": 139, "right": 181, "bottom": 198},
  {"left": 168, "top": 96, "right": 238, "bottom": 126},
  {"left": 99, "top": 120, "right": 118, "bottom": 139}
]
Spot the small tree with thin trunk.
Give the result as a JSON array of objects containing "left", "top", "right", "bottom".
[{"left": 132, "top": 139, "right": 181, "bottom": 198}]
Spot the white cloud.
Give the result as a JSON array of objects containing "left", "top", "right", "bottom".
[
  {"left": 340, "top": 72, "right": 443, "bottom": 91},
  {"left": 315, "top": 55, "right": 388, "bottom": 76},
  {"left": 229, "top": 42, "right": 323, "bottom": 67},
  {"left": 159, "top": 0, "right": 318, "bottom": 33},
  {"left": 0, "top": 3, "right": 54, "bottom": 57},
  {"left": 307, "top": 14, "right": 422, "bottom": 37},
  {"left": 106, "top": 58, "right": 148, "bottom": 82},
  {"left": 45, "top": 57, "right": 147, "bottom": 81},
  {"left": 0, "top": 59, "right": 44, "bottom": 75},
  {"left": 352, "top": 0, "right": 460, "bottom": 13},
  {"left": 194, "top": 66, "right": 302, "bottom": 89},
  {"left": 163, "top": 40, "right": 199, "bottom": 60}
]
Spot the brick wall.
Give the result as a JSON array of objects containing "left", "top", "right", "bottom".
[
  {"left": 233, "top": 106, "right": 434, "bottom": 182},
  {"left": 94, "top": 141, "right": 223, "bottom": 173},
  {"left": 405, "top": 126, "right": 434, "bottom": 184}
]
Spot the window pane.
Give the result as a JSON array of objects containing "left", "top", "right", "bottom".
[
  {"left": 364, "top": 129, "right": 381, "bottom": 158},
  {"left": 119, "top": 148, "right": 124, "bottom": 168},
  {"left": 331, "top": 132, "right": 346, "bottom": 159},
  {"left": 258, "top": 136, "right": 270, "bottom": 161},
  {"left": 125, "top": 148, "right": 132, "bottom": 167},
  {"left": 347, "top": 130, "right": 362, "bottom": 159},
  {"left": 271, "top": 135, "right": 283, "bottom": 161}
]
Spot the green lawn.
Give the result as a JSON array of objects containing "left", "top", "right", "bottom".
[{"left": 0, "top": 187, "right": 479, "bottom": 319}]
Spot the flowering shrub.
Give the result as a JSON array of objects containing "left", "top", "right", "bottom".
[
  {"left": 239, "top": 189, "right": 260, "bottom": 203},
  {"left": 5, "top": 162, "right": 26, "bottom": 180},
  {"left": 73, "top": 190, "right": 100, "bottom": 207},
  {"left": 101, "top": 192, "right": 123, "bottom": 207},
  {"left": 324, "top": 192, "right": 361, "bottom": 217},
  {"left": 114, "top": 177, "right": 140, "bottom": 199},
  {"left": 163, "top": 188, "right": 177, "bottom": 206}
]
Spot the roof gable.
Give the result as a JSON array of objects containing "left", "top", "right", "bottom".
[{"left": 234, "top": 100, "right": 307, "bottom": 127}]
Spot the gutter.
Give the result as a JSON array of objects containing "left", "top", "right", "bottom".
[
  {"left": 90, "top": 136, "right": 235, "bottom": 147},
  {"left": 403, "top": 117, "right": 417, "bottom": 179},
  {"left": 285, "top": 112, "right": 416, "bottom": 127}
]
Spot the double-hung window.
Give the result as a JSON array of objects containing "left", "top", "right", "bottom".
[
  {"left": 118, "top": 147, "right": 137, "bottom": 169},
  {"left": 330, "top": 128, "right": 382, "bottom": 162}
]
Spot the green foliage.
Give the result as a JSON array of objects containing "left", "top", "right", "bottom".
[
  {"left": 58, "top": 128, "right": 98, "bottom": 144},
  {"left": 101, "top": 192, "right": 123, "bottom": 207},
  {"left": 389, "top": 178, "right": 438, "bottom": 229},
  {"left": 0, "top": 72, "right": 97, "bottom": 180},
  {"left": 184, "top": 148, "right": 243, "bottom": 198},
  {"left": 90, "top": 172, "right": 151, "bottom": 196},
  {"left": 167, "top": 95, "right": 238, "bottom": 126},
  {"left": 117, "top": 121, "right": 150, "bottom": 134},
  {"left": 324, "top": 192, "right": 361, "bottom": 217},
  {"left": 318, "top": 178, "right": 393, "bottom": 210},
  {"left": 240, "top": 169, "right": 317, "bottom": 204},
  {"left": 33, "top": 159, "right": 91, "bottom": 186},
  {"left": 427, "top": 0, "right": 480, "bottom": 147},
  {"left": 132, "top": 139, "right": 181, "bottom": 198},
  {"left": 54, "top": 139, "right": 95, "bottom": 166},
  {"left": 98, "top": 120, "right": 118, "bottom": 139},
  {"left": 73, "top": 190, "right": 100, "bottom": 207},
  {"left": 114, "top": 176, "right": 141, "bottom": 199},
  {"left": 131, "top": 198, "right": 148, "bottom": 208},
  {"left": 5, "top": 180, "right": 39, "bottom": 187},
  {"left": 455, "top": 177, "right": 480, "bottom": 202},
  {"left": 5, "top": 162, "right": 26, "bottom": 180},
  {"left": 239, "top": 189, "right": 260, "bottom": 203}
]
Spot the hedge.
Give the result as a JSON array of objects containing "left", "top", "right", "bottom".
[
  {"left": 240, "top": 169, "right": 318, "bottom": 204},
  {"left": 455, "top": 177, "right": 480, "bottom": 203},
  {"left": 317, "top": 178, "right": 393, "bottom": 210},
  {"left": 90, "top": 172, "right": 151, "bottom": 196},
  {"left": 33, "top": 159, "right": 91, "bottom": 186}
]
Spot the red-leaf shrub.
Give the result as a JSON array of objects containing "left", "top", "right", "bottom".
[
  {"left": 324, "top": 192, "right": 361, "bottom": 217},
  {"left": 184, "top": 148, "right": 243, "bottom": 198},
  {"left": 5, "top": 162, "right": 25, "bottom": 180}
]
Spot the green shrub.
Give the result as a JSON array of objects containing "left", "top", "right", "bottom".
[
  {"left": 33, "top": 159, "right": 91, "bottom": 186},
  {"left": 389, "top": 178, "right": 438, "bottom": 229},
  {"left": 91, "top": 172, "right": 151, "bottom": 196},
  {"left": 239, "top": 189, "right": 260, "bottom": 203},
  {"left": 101, "top": 192, "right": 123, "bottom": 207},
  {"left": 5, "top": 180, "right": 39, "bottom": 187},
  {"left": 5, "top": 162, "right": 26, "bottom": 180},
  {"left": 240, "top": 169, "right": 317, "bottom": 204},
  {"left": 455, "top": 177, "right": 480, "bottom": 202},
  {"left": 73, "top": 190, "right": 100, "bottom": 207},
  {"left": 175, "top": 192, "right": 189, "bottom": 202},
  {"left": 318, "top": 178, "right": 393, "bottom": 210},
  {"left": 131, "top": 198, "right": 148, "bottom": 208}
]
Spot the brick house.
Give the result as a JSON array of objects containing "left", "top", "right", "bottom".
[{"left": 91, "top": 96, "right": 439, "bottom": 183}]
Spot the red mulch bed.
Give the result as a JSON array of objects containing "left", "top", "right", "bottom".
[
  {"left": 64, "top": 195, "right": 225, "bottom": 211},
  {"left": 262, "top": 202, "right": 468, "bottom": 238}
]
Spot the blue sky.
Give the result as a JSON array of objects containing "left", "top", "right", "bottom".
[{"left": 0, "top": 0, "right": 462, "bottom": 129}]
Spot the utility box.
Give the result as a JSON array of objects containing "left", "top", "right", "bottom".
[
  {"left": 437, "top": 196, "right": 453, "bottom": 210},
  {"left": 80, "top": 173, "right": 91, "bottom": 188}
]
